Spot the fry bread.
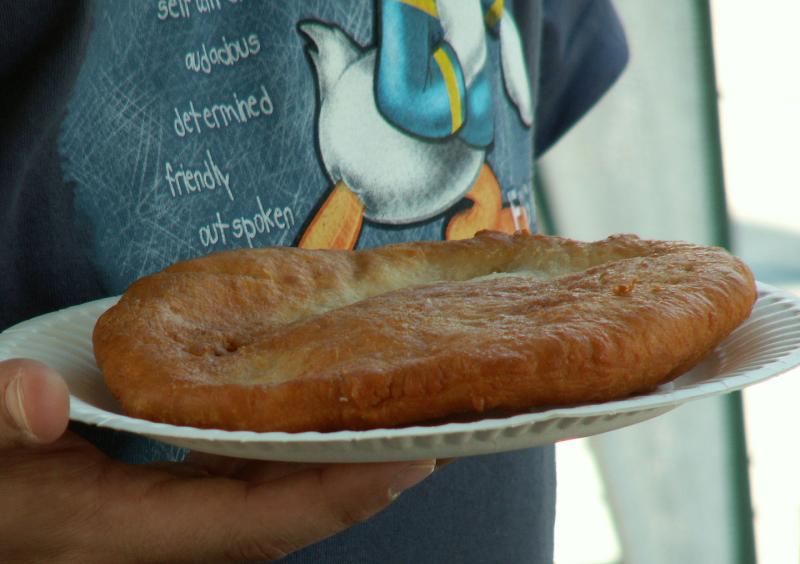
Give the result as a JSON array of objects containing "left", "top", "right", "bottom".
[{"left": 93, "top": 232, "right": 756, "bottom": 432}]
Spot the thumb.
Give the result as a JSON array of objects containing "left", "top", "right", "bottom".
[{"left": 0, "top": 359, "right": 69, "bottom": 448}]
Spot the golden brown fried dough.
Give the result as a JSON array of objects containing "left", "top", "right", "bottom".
[{"left": 93, "top": 232, "right": 756, "bottom": 432}]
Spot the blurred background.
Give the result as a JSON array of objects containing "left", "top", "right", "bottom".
[{"left": 536, "top": 1, "right": 800, "bottom": 562}]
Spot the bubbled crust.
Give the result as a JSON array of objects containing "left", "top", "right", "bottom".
[{"left": 93, "top": 232, "right": 757, "bottom": 432}]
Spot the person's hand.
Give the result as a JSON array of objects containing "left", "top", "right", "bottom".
[{"left": 0, "top": 358, "right": 435, "bottom": 562}]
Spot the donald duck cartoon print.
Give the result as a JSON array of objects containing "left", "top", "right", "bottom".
[{"left": 298, "top": 0, "right": 534, "bottom": 250}]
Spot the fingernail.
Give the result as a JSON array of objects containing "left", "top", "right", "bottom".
[
  {"left": 4, "top": 374, "right": 36, "bottom": 441},
  {"left": 389, "top": 461, "right": 436, "bottom": 500}
]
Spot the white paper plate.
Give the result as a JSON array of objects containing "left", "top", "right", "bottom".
[{"left": 1, "top": 282, "right": 799, "bottom": 463}]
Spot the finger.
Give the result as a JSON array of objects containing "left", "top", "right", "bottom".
[
  {"left": 180, "top": 451, "right": 315, "bottom": 482},
  {"left": 145, "top": 461, "right": 214, "bottom": 479},
  {"left": 234, "top": 460, "right": 319, "bottom": 483},
  {"left": 0, "top": 359, "right": 69, "bottom": 448},
  {"left": 108, "top": 459, "right": 435, "bottom": 562},
  {"left": 436, "top": 458, "right": 455, "bottom": 469},
  {"left": 180, "top": 451, "right": 248, "bottom": 477}
]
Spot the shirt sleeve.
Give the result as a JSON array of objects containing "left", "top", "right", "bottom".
[{"left": 529, "top": 0, "right": 629, "bottom": 156}]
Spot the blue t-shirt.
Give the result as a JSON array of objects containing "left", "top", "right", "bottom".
[{"left": 0, "top": 1, "right": 627, "bottom": 561}]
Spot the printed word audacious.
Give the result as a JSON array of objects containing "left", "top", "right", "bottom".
[{"left": 185, "top": 34, "right": 261, "bottom": 74}]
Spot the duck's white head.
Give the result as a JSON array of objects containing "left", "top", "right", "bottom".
[{"left": 300, "top": 22, "right": 484, "bottom": 225}]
